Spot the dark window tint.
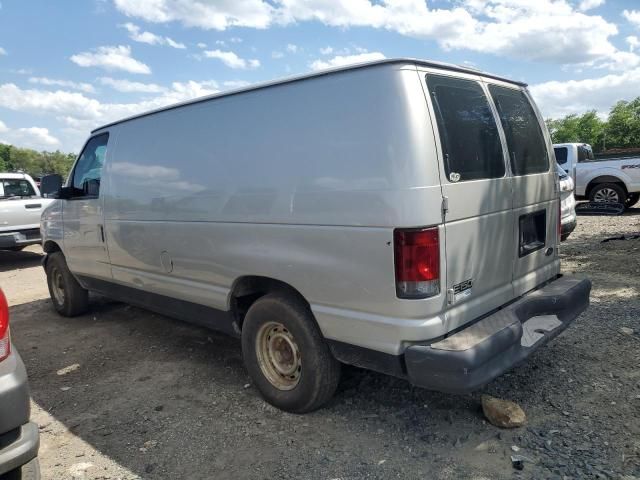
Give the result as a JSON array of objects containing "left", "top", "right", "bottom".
[
  {"left": 577, "top": 144, "right": 594, "bottom": 162},
  {"left": 72, "top": 133, "right": 109, "bottom": 196},
  {"left": 554, "top": 147, "right": 568, "bottom": 165},
  {"left": 427, "top": 75, "right": 505, "bottom": 182},
  {"left": 489, "top": 85, "right": 549, "bottom": 176},
  {"left": 0, "top": 179, "right": 36, "bottom": 198}
]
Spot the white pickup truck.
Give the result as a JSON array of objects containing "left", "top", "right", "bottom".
[
  {"left": 554, "top": 143, "right": 640, "bottom": 209},
  {"left": 0, "top": 173, "right": 54, "bottom": 250}
]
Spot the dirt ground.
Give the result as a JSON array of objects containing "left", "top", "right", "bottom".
[{"left": 2, "top": 210, "right": 639, "bottom": 480}]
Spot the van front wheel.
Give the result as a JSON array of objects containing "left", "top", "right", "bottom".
[
  {"left": 45, "top": 252, "right": 89, "bottom": 317},
  {"left": 241, "top": 293, "right": 340, "bottom": 413}
]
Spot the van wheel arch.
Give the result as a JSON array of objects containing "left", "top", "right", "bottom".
[
  {"left": 229, "top": 276, "right": 312, "bottom": 332},
  {"left": 43, "top": 240, "right": 62, "bottom": 254}
]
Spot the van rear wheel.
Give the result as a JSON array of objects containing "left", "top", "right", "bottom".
[
  {"left": 45, "top": 252, "right": 89, "bottom": 317},
  {"left": 241, "top": 293, "right": 340, "bottom": 413}
]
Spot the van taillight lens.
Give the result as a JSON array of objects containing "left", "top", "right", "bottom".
[
  {"left": 394, "top": 227, "right": 440, "bottom": 299},
  {"left": 0, "top": 289, "right": 10, "bottom": 362}
]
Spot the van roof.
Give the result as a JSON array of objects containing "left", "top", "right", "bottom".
[{"left": 92, "top": 57, "right": 527, "bottom": 133}]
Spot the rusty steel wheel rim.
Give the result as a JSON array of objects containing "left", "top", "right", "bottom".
[
  {"left": 50, "top": 266, "right": 65, "bottom": 306},
  {"left": 255, "top": 321, "right": 301, "bottom": 390}
]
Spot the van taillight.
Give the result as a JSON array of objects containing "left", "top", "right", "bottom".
[
  {"left": 394, "top": 227, "right": 440, "bottom": 299},
  {"left": 0, "top": 289, "right": 10, "bottom": 362}
]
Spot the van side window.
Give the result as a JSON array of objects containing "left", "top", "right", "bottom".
[
  {"left": 488, "top": 85, "right": 549, "bottom": 176},
  {"left": 554, "top": 147, "right": 568, "bottom": 165},
  {"left": 72, "top": 133, "right": 109, "bottom": 197},
  {"left": 426, "top": 75, "right": 505, "bottom": 182}
]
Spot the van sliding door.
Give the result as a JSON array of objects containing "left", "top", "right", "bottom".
[{"left": 424, "top": 73, "right": 515, "bottom": 333}]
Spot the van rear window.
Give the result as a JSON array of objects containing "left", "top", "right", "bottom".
[
  {"left": 426, "top": 75, "right": 505, "bottom": 182},
  {"left": 489, "top": 85, "right": 549, "bottom": 176}
]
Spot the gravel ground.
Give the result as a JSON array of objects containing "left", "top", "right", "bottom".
[{"left": 2, "top": 209, "right": 639, "bottom": 480}]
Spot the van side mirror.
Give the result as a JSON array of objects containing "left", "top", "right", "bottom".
[{"left": 40, "top": 174, "right": 63, "bottom": 198}]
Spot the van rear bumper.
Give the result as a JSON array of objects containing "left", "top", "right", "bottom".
[{"left": 404, "top": 275, "right": 591, "bottom": 394}]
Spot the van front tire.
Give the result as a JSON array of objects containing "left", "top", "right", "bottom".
[
  {"left": 45, "top": 252, "right": 89, "bottom": 317},
  {"left": 241, "top": 293, "right": 341, "bottom": 413}
]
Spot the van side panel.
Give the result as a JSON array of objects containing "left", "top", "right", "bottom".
[{"left": 101, "top": 64, "right": 447, "bottom": 354}]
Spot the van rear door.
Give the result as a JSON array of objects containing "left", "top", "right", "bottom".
[
  {"left": 423, "top": 72, "right": 515, "bottom": 332},
  {"left": 487, "top": 84, "right": 558, "bottom": 296}
]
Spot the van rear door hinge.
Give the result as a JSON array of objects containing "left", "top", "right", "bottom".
[{"left": 442, "top": 196, "right": 449, "bottom": 215}]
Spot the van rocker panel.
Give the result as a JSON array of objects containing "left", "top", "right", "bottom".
[{"left": 404, "top": 275, "right": 591, "bottom": 393}]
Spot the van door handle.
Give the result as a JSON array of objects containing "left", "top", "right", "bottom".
[
  {"left": 25, "top": 203, "right": 42, "bottom": 209},
  {"left": 98, "top": 224, "right": 105, "bottom": 243}
]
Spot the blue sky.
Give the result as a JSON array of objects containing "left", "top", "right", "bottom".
[{"left": 1, "top": 0, "right": 640, "bottom": 152}]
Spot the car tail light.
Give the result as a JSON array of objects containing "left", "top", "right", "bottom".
[
  {"left": 394, "top": 227, "right": 440, "bottom": 299},
  {"left": 0, "top": 289, "right": 10, "bottom": 362}
]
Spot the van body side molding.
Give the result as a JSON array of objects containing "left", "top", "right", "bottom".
[{"left": 77, "top": 276, "right": 239, "bottom": 338}]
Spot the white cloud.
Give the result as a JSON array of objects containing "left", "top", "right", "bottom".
[
  {"left": 319, "top": 46, "right": 333, "bottom": 55},
  {"left": 271, "top": 51, "right": 284, "bottom": 59},
  {"left": 197, "top": 42, "right": 207, "bottom": 49},
  {"left": 202, "top": 49, "right": 260, "bottom": 69},
  {"left": 0, "top": 121, "right": 61, "bottom": 150},
  {"left": 229, "top": 37, "right": 242, "bottom": 43},
  {"left": 0, "top": 80, "right": 220, "bottom": 150},
  {"left": 28, "top": 77, "right": 95, "bottom": 93},
  {"left": 310, "top": 51, "right": 386, "bottom": 71},
  {"left": 71, "top": 45, "right": 151, "bottom": 74},
  {"left": 99, "top": 77, "right": 166, "bottom": 93},
  {"left": 120, "top": 23, "right": 186, "bottom": 49},
  {"left": 165, "top": 37, "right": 186, "bottom": 49},
  {"left": 623, "top": 9, "right": 640, "bottom": 28},
  {"left": 112, "top": 0, "right": 636, "bottom": 68},
  {"left": 286, "top": 43, "right": 298, "bottom": 53},
  {"left": 0, "top": 47, "right": 6, "bottom": 56},
  {"left": 578, "top": 0, "right": 605, "bottom": 11},
  {"left": 113, "top": 0, "right": 273, "bottom": 30},
  {"left": 627, "top": 36, "right": 640, "bottom": 52},
  {"left": 530, "top": 67, "right": 640, "bottom": 119}
]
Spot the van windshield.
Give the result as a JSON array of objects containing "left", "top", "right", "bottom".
[
  {"left": 489, "top": 85, "right": 549, "bottom": 176},
  {"left": 0, "top": 178, "right": 36, "bottom": 199}
]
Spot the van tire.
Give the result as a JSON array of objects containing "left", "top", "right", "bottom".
[
  {"left": 589, "top": 182, "right": 627, "bottom": 205},
  {"left": 45, "top": 251, "right": 89, "bottom": 317},
  {"left": 241, "top": 293, "right": 340, "bottom": 413}
]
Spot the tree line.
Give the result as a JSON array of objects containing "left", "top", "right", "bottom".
[
  {"left": 0, "top": 143, "right": 76, "bottom": 179},
  {"left": 546, "top": 97, "right": 640, "bottom": 153}
]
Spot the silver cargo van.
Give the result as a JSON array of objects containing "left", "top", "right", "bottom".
[{"left": 40, "top": 59, "right": 591, "bottom": 413}]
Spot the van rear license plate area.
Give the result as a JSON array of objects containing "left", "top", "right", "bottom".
[{"left": 519, "top": 210, "right": 546, "bottom": 257}]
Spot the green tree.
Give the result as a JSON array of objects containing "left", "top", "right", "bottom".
[
  {"left": 546, "top": 96, "right": 640, "bottom": 153},
  {"left": 605, "top": 98, "right": 640, "bottom": 150},
  {"left": 0, "top": 143, "right": 76, "bottom": 178},
  {"left": 546, "top": 110, "right": 606, "bottom": 151}
]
